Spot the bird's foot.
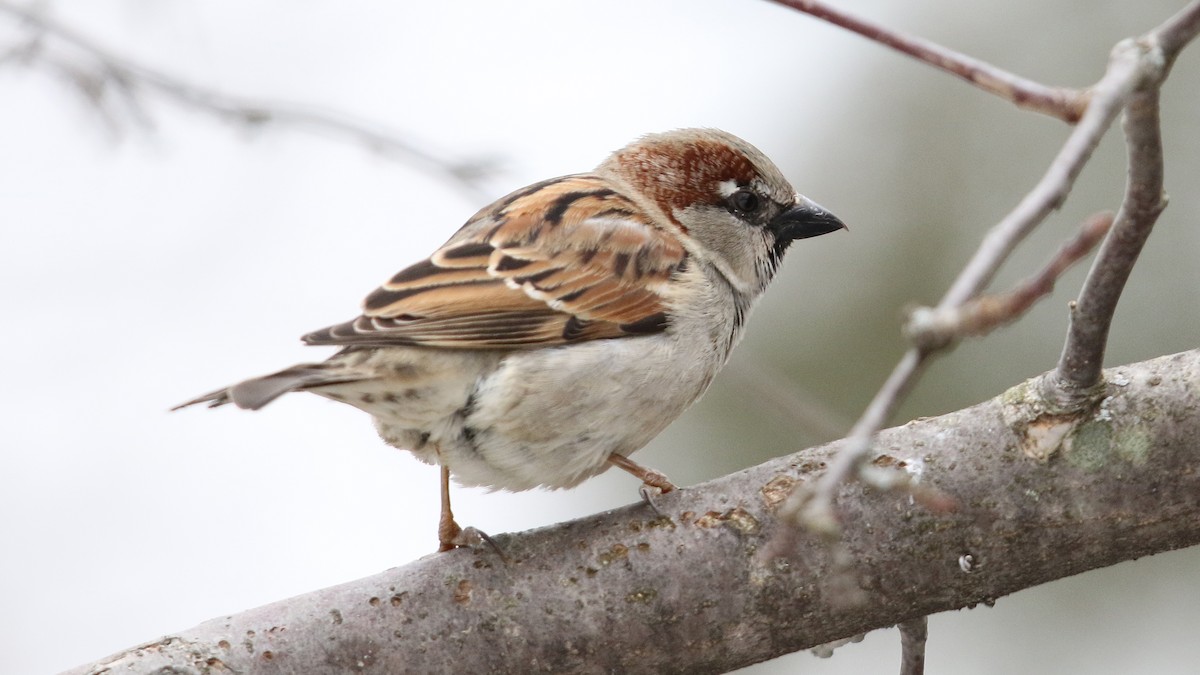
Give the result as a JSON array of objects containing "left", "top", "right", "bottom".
[{"left": 438, "top": 513, "right": 508, "bottom": 560}]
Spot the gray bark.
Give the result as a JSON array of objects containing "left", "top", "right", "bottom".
[{"left": 66, "top": 349, "right": 1200, "bottom": 675}]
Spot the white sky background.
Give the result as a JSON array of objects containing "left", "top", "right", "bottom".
[{"left": 2, "top": 1, "right": 1199, "bottom": 674}]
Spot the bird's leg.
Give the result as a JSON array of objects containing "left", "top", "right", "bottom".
[
  {"left": 437, "top": 465, "right": 463, "bottom": 552},
  {"left": 436, "top": 465, "right": 507, "bottom": 559},
  {"left": 607, "top": 453, "right": 677, "bottom": 493}
]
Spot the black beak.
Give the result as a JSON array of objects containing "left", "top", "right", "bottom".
[{"left": 770, "top": 197, "right": 847, "bottom": 241}]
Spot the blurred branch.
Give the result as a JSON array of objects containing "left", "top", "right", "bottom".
[
  {"left": 0, "top": 1, "right": 502, "bottom": 195},
  {"left": 769, "top": 0, "right": 1088, "bottom": 122},
  {"left": 62, "top": 350, "right": 1200, "bottom": 675},
  {"left": 724, "top": 356, "right": 852, "bottom": 441},
  {"left": 776, "top": 0, "right": 1200, "bottom": 540}
]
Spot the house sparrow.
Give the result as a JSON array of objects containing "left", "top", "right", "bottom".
[{"left": 175, "top": 128, "right": 844, "bottom": 551}]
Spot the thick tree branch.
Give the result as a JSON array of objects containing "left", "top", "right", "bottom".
[{"left": 64, "top": 350, "right": 1200, "bottom": 675}]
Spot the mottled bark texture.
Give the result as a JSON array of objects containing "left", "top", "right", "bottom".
[{"left": 68, "top": 350, "right": 1200, "bottom": 675}]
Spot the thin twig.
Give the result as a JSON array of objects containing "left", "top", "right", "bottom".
[
  {"left": 1049, "top": 89, "right": 1166, "bottom": 406},
  {"left": 898, "top": 616, "right": 928, "bottom": 675},
  {"left": 0, "top": 2, "right": 501, "bottom": 195},
  {"left": 1046, "top": 1, "right": 1200, "bottom": 405},
  {"left": 906, "top": 211, "right": 1114, "bottom": 350},
  {"left": 769, "top": 0, "right": 1088, "bottom": 122},
  {"left": 1154, "top": 0, "right": 1200, "bottom": 59},
  {"left": 784, "top": 348, "right": 927, "bottom": 536}
]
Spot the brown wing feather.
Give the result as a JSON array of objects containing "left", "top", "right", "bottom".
[{"left": 303, "top": 175, "right": 687, "bottom": 349}]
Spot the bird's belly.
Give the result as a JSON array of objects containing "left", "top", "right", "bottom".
[{"left": 433, "top": 334, "right": 721, "bottom": 491}]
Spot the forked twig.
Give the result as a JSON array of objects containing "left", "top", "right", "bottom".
[
  {"left": 774, "top": 1, "right": 1200, "bottom": 537},
  {"left": 906, "top": 211, "right": 1114, "bottom": 350}
]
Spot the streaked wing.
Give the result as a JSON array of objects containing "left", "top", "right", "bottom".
[{"left": 304, "top": 175, "right": 688, "bottom": 349}]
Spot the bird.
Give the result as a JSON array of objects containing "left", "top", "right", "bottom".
[{"left": 174, "top": 128, "right": 845, "bottom": 552}]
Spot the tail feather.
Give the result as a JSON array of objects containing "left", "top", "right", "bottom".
[
  {"left": 172, "top": 364, "right": 362, "bottom": 412},
  {"left": 171, "top": 386, "right": 234, "bottom": 410}
]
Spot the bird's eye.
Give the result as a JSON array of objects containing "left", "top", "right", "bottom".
[{"left": 728, "top": 189, "right": 761, "bottom": 215}]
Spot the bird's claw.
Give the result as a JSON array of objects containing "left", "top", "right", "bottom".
[{"left": 439, "top": 520, "right": 509, "bottom": 561}]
